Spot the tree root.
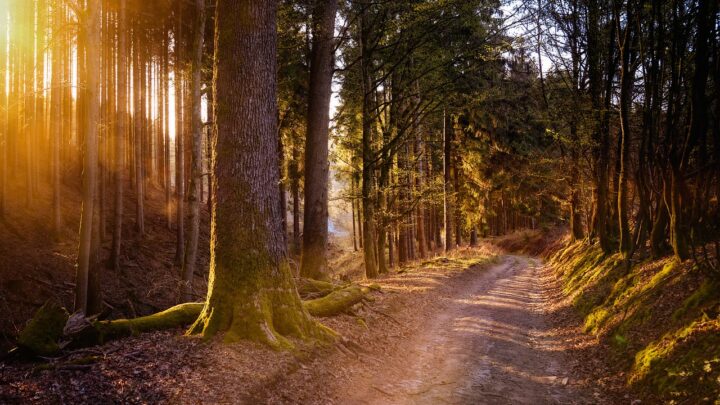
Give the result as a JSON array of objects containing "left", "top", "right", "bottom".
[
  {"left": 303, "top": 285, "right": 375, "bottom": 317},
  {"left": 297, "top": 278, "right": 345, "bottom": 299},
  {"left": 16, "top": 283, "right": 379, "bottom": 355},
  {"left": 94, "top": 302, "right": 203, "bottom": 342}
]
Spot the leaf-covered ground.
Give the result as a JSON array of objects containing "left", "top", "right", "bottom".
[{"left": 1, "top": 247, "right": 632, "bottom": 404}]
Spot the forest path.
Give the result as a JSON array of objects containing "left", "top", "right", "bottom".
[{"left": 338, "top": 255, "right": 601, "bottom": 405}]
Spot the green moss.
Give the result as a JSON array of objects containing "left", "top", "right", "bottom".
[
  {"left": 630, "top": 320, "right": 720, "bottom": 399},
  {"left": 584, "top": 308, "right": 610, "bottom": 333},
  {"left": 303, "top": 285, "right": 372, "bottom": 317},
  {"left": 18, "top": 301, "right": 69, "bottom": 356},
  {"left": 96, "top": 302, "right": 203, "bottom": 342},
  {"left": 551, "top": 239, "right": 720, "bottom": 402},
  {"left": 672, "top": 280, "right": 718, "bottom": 321},
  {"left": 189, "top": 261, "right": 335, "bottom": 351}
]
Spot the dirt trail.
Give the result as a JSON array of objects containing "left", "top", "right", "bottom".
[
  {"left": 1, "top": 254, "right": 611, "bottom": 404},
  {"left": 339, "top": 255, "right": 602, "bottom": 405}
]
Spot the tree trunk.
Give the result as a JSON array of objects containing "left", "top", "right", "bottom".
[
  {"left": 182, "top": 0, "right": 206, "bottom": 302},
  {"left": 290, "top": 135, "right": 301, "bottom": 256},
  {"left": 616, "top": 0, "right": 635, "bottom": 257},
  {"left": 133, "top": 29, "right": 145, "bottom": 236},
  {"left": 360, "top": 5, "right": 378, "bottom": 278},
  {"left": 299, "top": 0, "right": 337, "bottom": 280},
  {"left": 189, "top": 0, "right": 328, "bottom": 348},
  {"left": 174, "top": 5, "right": 186, "bottom": 266},
  {"left": 75, "top": 0, "right": 101, "bottom": 315},
  {"left": 164, "top": 28, "right": 173, "bottom": 229},
  {"left": 51, "top": 3, "right": 63, "bottom": 236},
  {"left": 443, "top": 110, "right": 453, "bottom": 251},
  {"left": 111, "top": 0, "right": 128, "bottom": 272}
]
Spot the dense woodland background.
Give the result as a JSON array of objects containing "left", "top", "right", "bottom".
[{"left": 0, "top": 0, "right": 719, "bottom": 401}]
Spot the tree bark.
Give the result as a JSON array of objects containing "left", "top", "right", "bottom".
[
  {"left": 188, "top": 0, "right": 329, "bottom": 348},
  {"left": 182, "top": 0, "right": 206, "bottom": 302},
  {"left": 174, "top": 5, "right": 186, "bottom": 266},
  {"left": 111, "top": 0, "right": 128, "bottom": 272},
  {"left": 51, "top": 2, "right": 63, "bottom": 236},
  {"left": 75, "top": 0, "right": 101, "bottom": 315},
  {"left": 360, "top": 4, "right": 378, "bottom": 278},
  {"left": 443, "top": 110, "right": 454, "bottom": 251},
  {"left": 299, "top": 0, "right": 337, "bottom": 280},
  {"left": 133, "top": 28, "right": 145, "bottom": 236},
  {"left": 616, "top": 0, "right": 635, "bottom": 257}
]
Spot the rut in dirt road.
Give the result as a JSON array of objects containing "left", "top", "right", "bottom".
[{"left": 349, "top": 255, "right": 603, "bottom": 405}]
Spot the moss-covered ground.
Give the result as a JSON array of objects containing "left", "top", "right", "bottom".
[{"left": 549, "top": 241, "right": 720, "bottom": 402}]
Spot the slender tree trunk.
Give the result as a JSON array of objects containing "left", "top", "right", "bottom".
[
  {"left": 75, "top": 0, "right": 101, "bottom": 315},
  {"left": 133, "top": 29, "right": 145, "bottom": 235},
  {"left": 443, "top": 110, "right": 453, "bottom": 251},
  {"left": 182, "top": 0, "right": 206, "bottom": 302},
  {"left": 51, "top": 2, "right": 63, "bottom": 235},
  {"left": 290, "top": 135, "right": 301, "bottom": 255},
  {"left": 164, "top": 28, "right": 173, "bottom": 229},
  {"left": 174, "top": 6, "right": 186, "bottom": 266},
  {"left": 111, "top": 0, "right": 127, "bottom": 272},
  {"left": 617, "top": 0, "right": 635, "bottom": 257},
  {"left": 0, "top": 9, "right": 5, "bottom": 219},
  {"left": 189, "top": 0, "right": 326, "bottom": 347},
  {"left": 360, "top": 5, "right": 378, "bottom": 278}
]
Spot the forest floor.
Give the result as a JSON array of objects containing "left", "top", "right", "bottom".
[{"left": 1, "top": 249, "right": 629, "bottom": 404}]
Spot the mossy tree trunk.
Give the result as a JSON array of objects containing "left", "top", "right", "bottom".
[{"left": 189, "top": 0, "right": 328, "bottom": 348}]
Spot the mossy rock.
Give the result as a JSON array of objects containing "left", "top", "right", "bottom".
[{"left": 18, "top": 301, "right": 69, "bottom": 356}]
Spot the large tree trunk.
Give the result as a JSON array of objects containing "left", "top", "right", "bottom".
[
  {"left": 75, "top": 0, "right": 101, "bottom": 315},
  {"left": 189, "top": 0, "right": 328, "bottom": 348},
  {"left": 299, "top": 0, "right": 337, "bottom": 280},
  {"left": 182, "top": 0, "right": 206, "bottom": 302}
]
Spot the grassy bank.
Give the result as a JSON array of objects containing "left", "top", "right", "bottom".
[{"left": 549, "top": 240, "right": 720, "bottom": 403}]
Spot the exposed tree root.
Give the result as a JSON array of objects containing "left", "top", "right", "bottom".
[
  {"left": 303, "top": 285, "right": 376, "bottom": 317},
  {"left": 297, "top": 278, "right": 345, "bottom": 299},
  {"left": 94, "top": 302, "right": 203, "bottom": 342},
  {"left": 15, "top": 283, "right": 379, "bottom": 355}
]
